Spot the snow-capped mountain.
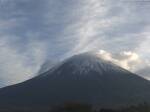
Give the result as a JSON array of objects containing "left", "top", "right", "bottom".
[{"left": 0, "top": 53, "right": 150, "bottom": 108}]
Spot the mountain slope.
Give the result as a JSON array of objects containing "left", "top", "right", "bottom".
[{"left": 0, "top": 53, "right": 150, "bottom": 108}]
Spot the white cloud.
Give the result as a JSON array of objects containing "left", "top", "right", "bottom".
[
  {"left": 0, "top": 0, "right": 150, "bottom": 87},
  {"left": 97, "top": 50, "right": 143, "bottom": 72},
  {"left": 0, "top": 36, "right": 47, "bottom": 87},
  {"left": 62, "top": 0, "right": 149, "bottom": 56},
  {"left": 96, "top": 49, "right": 150, "bottom": 79}
]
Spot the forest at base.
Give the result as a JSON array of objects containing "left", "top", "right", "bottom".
[{"left": 0, "top": 103, "right": 150, "bottom": 112}]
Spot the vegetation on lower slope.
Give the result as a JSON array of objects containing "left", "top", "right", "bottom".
[
  {"left": 0, "top": 103, "right": 149, "bottom": 112},
  {"left": 50, "top": 102, "right": 150, "bottom": 112}
]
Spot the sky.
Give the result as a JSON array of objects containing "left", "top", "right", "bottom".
[{"left": 0, "top": 0, "right": 150, "bottom": 87}]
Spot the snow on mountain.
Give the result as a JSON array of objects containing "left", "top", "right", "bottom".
[
  {"left": 39, "top": 52, "right": 129, "bottom": 79},
  {"left": 64, "top": 53, "right": 128, "bottom": 74}
]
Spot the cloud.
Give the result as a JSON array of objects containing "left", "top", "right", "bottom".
[
  {"left": 61, "top": 0, "right": 150, "bottom": 56},
  {"left": 97, "top": 50, "right": 141, "bottom": 71},
  {"left": 96, "top": 50, "right": 150, "bottom": 79},
  {"left": 0, "top": 0, "right": 150, "bottom": 87},
  {"left": 0, "top": 36, "right": 47, "bottom": 87}
]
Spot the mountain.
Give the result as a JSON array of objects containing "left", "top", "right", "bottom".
[{"left": 0, "top": 53, "right": 150, "bottom": 108}]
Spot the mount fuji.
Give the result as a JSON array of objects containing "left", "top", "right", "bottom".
[{"left": 0, "top": 53, "right": 150, "bottom": 108}]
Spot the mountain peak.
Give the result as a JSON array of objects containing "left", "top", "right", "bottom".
[
  {"left": 59, "top": 52, "right": 127, "bottom": 75},
  {"left": 38, "top": 52, "right": 128, "bottom": 78}
]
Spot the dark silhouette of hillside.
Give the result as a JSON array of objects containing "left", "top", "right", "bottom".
[{"left": 0, "top": 102, "right": 149, "bottom": 112}]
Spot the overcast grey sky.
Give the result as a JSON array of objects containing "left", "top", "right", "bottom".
[{"left": 0, "top": 0, "right": 150, "bottom": 87}]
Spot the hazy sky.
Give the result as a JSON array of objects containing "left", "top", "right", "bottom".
[{"left": 0, "top": 0, "right": 150, "bottom": 87}]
